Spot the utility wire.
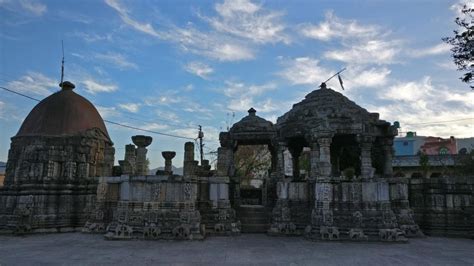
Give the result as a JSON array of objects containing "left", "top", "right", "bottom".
[
  {"left": 0, "top": 85, "right": 196, "bottom": 141},
  {"left": 0, "top": 75, "right": 200, "bottom": 130}
]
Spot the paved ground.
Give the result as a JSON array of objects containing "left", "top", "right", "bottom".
[{"left": 0, "top": 233, "right": 473, "bottom": 265}]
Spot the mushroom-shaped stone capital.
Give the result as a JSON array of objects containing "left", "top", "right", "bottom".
[
  {"left": 132, "top": 135, "right": 153, "bottom": 147},
  {"left": 162, "top": 151, "right": 176, "bottom": 160}
]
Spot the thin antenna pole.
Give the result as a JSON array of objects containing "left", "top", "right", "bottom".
[
  {"left": 60, "top": 40, "right": 64, "bottom": 89},
  {"left": 323, "top": 67, "right": 346, "bottom": 84}
]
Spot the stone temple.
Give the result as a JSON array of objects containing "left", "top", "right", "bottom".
[
  {"left": 0, "top": 81, "right": 114, "bottom": 233},
  {"left": 1, "top": 81, "right": 472, "bottom": 240}
]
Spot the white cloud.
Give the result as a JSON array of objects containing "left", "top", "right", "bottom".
[
  {"left": 299, "top": 10, "right": 378, "bottom": 41},
  {"left": 217, "top": 81, "right": 279, "bottom": 113},
  {"left": 344, "top": 67, "right": 391, "bottom": 88},
  {"left": 221, "top": 81, "right": 276, "bottom": 97},
  {"left": 118, "top": 103, "right": 140, "bottom": 113},
  {"left": 95, "top": 52, "right": 138, "bottom": 70},
  {"left": 184, "top": 62, "right": 214, "bottom": 79},
  {"left": 407, "top": 43, "right": 451, "bottom": 58},
  {"left": 300, "top": 11, "right": 400, "bottom": 65},
  {"left": 278, "top": 57, "right": 392, "bottom": 91},
  {"left": 372, "top": 76, "right": 474, "bottom": 138},
  {"left": 72, "top": 32, "right": 113, "bottom": 43},
  {"left": 202, "top": 0, "right": 290, "bottom": 44},
  {"left": 324, "top": 39, "right": 400, "bottom": 64},
  {"left": 278, "top": 57, "right": 333, "bottom": 85},
  {"left": 82, "top": 79, "right": 118, "bottom": 94},
  {"left": 104, "top": 0, "right": 161, "bottom": 37},
  {"left": 104, "top": 0, "right": 255, "bottom": 61},
  {"left": 96, "top": 106, "right": 118, "bottom": 119},
  {"left": 6, "top": 72, "right": 57, "bottom": 96},
  {"left": 141, "top": 122, "right": 169, "bottom": 131},
  {"left": 165, "top": 27, "right": 255, "bottom": 61},
  {"left": 18, "top": 0, "right": 46, "bottom": 16},
  {"left": 155, "top": 109, "right": 180, "bottom": 122}
]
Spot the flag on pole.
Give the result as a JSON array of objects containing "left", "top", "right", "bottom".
[{"left": 338, "top": 74, "right": 345, "bottom": 90}]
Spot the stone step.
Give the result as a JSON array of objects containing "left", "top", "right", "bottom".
[{"left": 241, "top": 223, "right": 269, "bottom": 233}]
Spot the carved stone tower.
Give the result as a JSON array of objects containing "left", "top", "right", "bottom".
[{"left": 0, "top": 81, "right": 115, "bottom": 234}]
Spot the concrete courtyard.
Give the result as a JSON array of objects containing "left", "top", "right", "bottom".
[{"left": 0, "top": 233, "right": 473, "bottom": 265}]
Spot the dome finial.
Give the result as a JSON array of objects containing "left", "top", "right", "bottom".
[
  {"left": 59, "top": 81, "right": 75, "bottom": 90},
  {"left": 248, "top": 107, "right": 256, "bottom": 116}
]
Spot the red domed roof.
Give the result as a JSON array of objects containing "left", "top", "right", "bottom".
[{"left": 16, "top": 82, "right": 110, "bottom": 139}]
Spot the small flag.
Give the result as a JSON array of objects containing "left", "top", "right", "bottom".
[{"left": 338, "top": 74, "right": 345, "bottom": 90}]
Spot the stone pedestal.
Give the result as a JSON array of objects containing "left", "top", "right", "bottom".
[
  {"left": 131, "top": 135, "right": 152, "bottom": 176},
  {"left": 162, "top": 151, "right": 176, "bottom": 174}
]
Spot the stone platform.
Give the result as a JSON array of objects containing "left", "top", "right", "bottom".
[{"left": 0, "top": 233, "right": 473, "bottom": 265}]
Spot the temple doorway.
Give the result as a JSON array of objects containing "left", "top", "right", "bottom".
[{"left": 234, "top": 144, "right": 272, "bottom": 206}]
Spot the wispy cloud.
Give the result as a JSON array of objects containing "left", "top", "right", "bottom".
[
  {"left": 407, "top": 43, "right": 451, "bottom": 58},
  {"left": 72, "top": 32, "right": 113, "bottom": 43},
  {"left": 220, "top": 81, "right": 276, "bottom": 97},
  {"left": 81, "top": 79, "right": 118, "bottom": 94},
  {"left": 371, "top": 76, "right": 474, "bottom": 137},
  {"left": 165, "top": 26, "right": 255, "bottom": 61},
  {"left": 299, "top": 10, "right": 378, "bottom": 41},
  {"left": 201, "top": 0, "right": 290, "bottom": 44},
  {"left": 104, "top": 0, "right": 161, "bottom": 37},
  {"left": 184, "top": 61, "right": 214, "bottom": 79},
  {"left": 96, "top": 106, "right": 118, "bottom": 119},
  {"left": 278, "top": 57, "right": 391, "bottom": 91},
  {"left": 301, "top": 11, "right": 401, "bottom": 65},
  {"left": 19, "top": 0, "right": 46, "bottom": 16},
  {"left": 217, "top": 81, "right": 279, "bottom": 113},
  {"left": 278, "top": 57, "right": 333, "bottom": 86},
  {"left": 118, "top": 103, "right": 140, "bottom": 113},
  {"left": 104, "top": 0, "right": 256, "bottom": 61},
  {"left": 6, "top": 72, "right": 57, "bottom": 96},
  {"left": 95, "top": 52, "right": 138, "bottom": 70},
  {"left": 324, "top": 39, "right": 401, "bottom": 65}
]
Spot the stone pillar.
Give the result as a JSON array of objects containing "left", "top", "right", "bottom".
[
  {"left": 216, "top": 147, "right": 232, "bottom": 176},
  {"left": 382, "top": 138, "right": 394, "bottom": 177},
  {"left": 289, "top": 146, "right": 303, "bottom": 180},
  {"left": 359, "top": 137, "right": 374, "bottom": 179},
  {"left": 161, "top": 151, "right": 176, "bottom": 174},
  {"left": 184, "top": 142, "right": 194, "bottom": 162},
  {"left": 183, "top": 142, "right": 196, "bottom": 176},
  {"left": 276, "top": 141, "right": 288, "bottom": 180},
  {"left": 131, "top": 135, "right": 152, "bottom": 176},
  {"left": 318, "top": 137, "right": 332, "bottom": 177},
  {"left": 309, "top": 142, "right": 320, "bottom": 180}
]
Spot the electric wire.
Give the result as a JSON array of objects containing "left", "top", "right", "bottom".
[{"left": 0, "top": 85, "right": 196, "bottom": 141}]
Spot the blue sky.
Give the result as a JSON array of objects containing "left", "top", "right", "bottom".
[{"left": 0, "top": 0, "right": 473, "bottom": 168}]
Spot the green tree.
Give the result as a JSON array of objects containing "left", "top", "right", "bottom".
[
  {"left": 443, "top": 4, "right": 474, "bottom": 89},
  {"left": 418, "top": 152, "right": 430, "bottom": 178}
]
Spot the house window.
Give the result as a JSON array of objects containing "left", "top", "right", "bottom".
[{"left": 439, "top": 147, "right": 448, "bottom": 155}]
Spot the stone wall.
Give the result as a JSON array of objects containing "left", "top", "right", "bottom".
[
  {"left": 409, "top": 177, "right": 474, "bottom": 238},
  {"left": 85, "top": 174, "right": 239, "bottom": 240},
  {"left": 270, "top": 178, "right": 422, "bottom": 242}
]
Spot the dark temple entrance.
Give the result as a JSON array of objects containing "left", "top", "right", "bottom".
[
  {"left": 219, "top": 108, "right": 277, "bottom": 233},
  {"left": 234, "top": 144, "right": 272, "bottom": 206}
]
